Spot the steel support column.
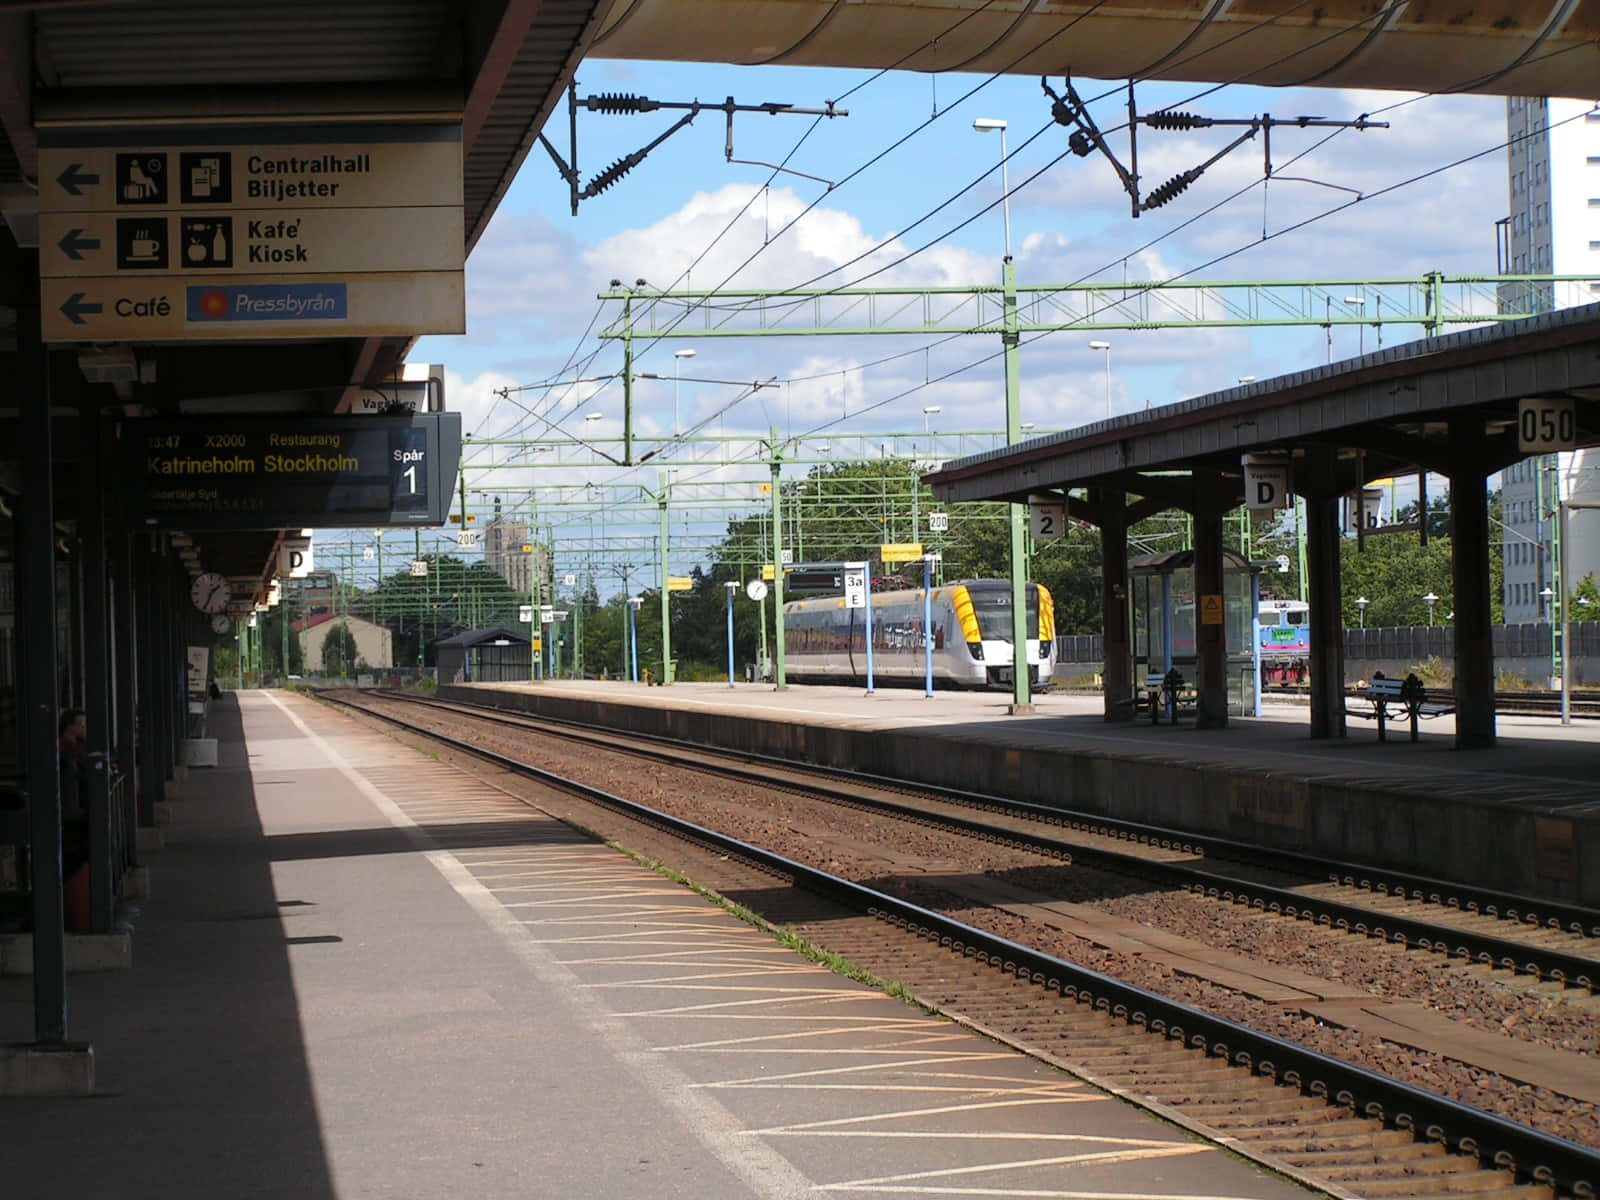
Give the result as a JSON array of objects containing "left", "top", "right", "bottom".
[
  {"left": 77, "top": 405, "right": 116, "bottom": 932},
  {"left": 134, "top": 538, "right": 165, "bottom": 820},
  {"left": 1449, "top": 421, "right": 1496, "bottom": 749},
  {"left": 20, "top": 330, "right": 67, "bottom": 1041},
  {"left": 1192, "top": 500, "right": 1228, "bottom": 729},
  {"left": 1097, "top": 489, "right": 1134, "bottom": 720},
  {"left": 1299, "top": 450, "right": 1348, "bottom": 739},
  {"left": 112, "top": 527, "right": 140, "bottom": 868}
]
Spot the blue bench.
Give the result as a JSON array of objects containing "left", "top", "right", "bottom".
[{"left": 1348, "top": 674, "right": 1454, "bottom": 742}]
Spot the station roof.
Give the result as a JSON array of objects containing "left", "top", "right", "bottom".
[
  {"left": 0, "top": 0, "right": 609, "bottom": 597},
  {"left": 927, "top": 301, "right": 1600, "bottom": 509}
]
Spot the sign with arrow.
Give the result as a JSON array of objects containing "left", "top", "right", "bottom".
[{"left": 37, "top": 123, "right": 464, "bottom": 343}]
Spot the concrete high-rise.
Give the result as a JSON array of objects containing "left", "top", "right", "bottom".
[{"left": 1497, "top": 97, "right": 1599, "bottom": 626}]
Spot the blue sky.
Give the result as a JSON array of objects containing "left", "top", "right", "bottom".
[{"left": 394, "top": 60, "right": 1522, "bottom": 583}]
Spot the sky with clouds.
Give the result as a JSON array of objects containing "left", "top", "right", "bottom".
[{"left": 395, "top": 56, "right": 1534, "bottom": 584}]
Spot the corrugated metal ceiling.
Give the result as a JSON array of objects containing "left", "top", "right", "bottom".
[{"left": 39, "top": 0, "right": 459, "bottom": 88}]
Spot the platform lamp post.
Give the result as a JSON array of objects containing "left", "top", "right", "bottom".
[
  {"left": 974, "top": 115, "right": 1031, "bottom": 713},
  {"left": 1089, "top": 341, "right": 1112, "bottom": 419},
  {"left": 725, "top": 581, "right": 738, "bottom": 688},
  {"left": 1356, "top": 596, "right": 1369, "bottom": 629},
  {"left": 1539, "top": 585, "right": 1555, "bottom": 687},
  {"left": 1423, "top": 591, "right": 1439, "bottom": 628},
  {"left": 629, "top": 595, "right": 643, "bottom": 683},
  {"left": 673, "top": 348, "right": 695, "bottom": 437}
]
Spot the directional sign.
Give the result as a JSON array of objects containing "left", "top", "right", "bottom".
[
  {"left": 42, "top": 272, "right": 464, "bottom": 342},
  {"left": 38, "top": 123, "right": 463, "bottom": 343},
  {"left": 41, "top": 133, "right": 460, "bottom": 213},
  {"left": 41, "top": 208, "right": 463, "bottom": 278},
  {"left": 519, "top": 604, "right": 534, "bottom": 623}
]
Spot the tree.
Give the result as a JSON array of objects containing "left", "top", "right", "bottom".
[{"left": 320, "top": 622, "right": 360, "bottom": 676}]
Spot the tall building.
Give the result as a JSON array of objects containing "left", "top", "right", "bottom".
[
  {"left": 483, "top": 499, "right": 537, "bottom": 598},
  {"left": 1498, "top": 97, "right": 1600, "bottom": 626}
]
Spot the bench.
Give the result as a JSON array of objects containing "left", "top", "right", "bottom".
[
  {"left": 1141, "top": 669, "right": 1197, "bottom": 725},
  {"left": 1347, "top": 673, "right": 1455, "bottom": 742}
]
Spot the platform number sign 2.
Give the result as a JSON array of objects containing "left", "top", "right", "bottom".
[
  {"left": 1518, "top": 397, "right": 1576, "bottom": 453},
  {"left": 1029, "top": 497, "right": 1066, "bottom": 541}
]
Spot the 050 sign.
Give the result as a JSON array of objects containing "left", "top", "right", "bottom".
[{"left": 1518, "top": 398, "right": 1576, "bottom": 453}]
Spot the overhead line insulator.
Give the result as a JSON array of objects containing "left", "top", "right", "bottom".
[
  {"left": 585, "top": 93, "right": 660, "bottom": 115},
  {"left": 1143, "top": 111, "right": 1213, "bottom": 131},
  {"left": 1142, "top": 169, "right": 1202, "bottom": 210}
]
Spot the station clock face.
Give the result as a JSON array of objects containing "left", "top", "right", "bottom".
[
  {"left": 190, "top": 571, "right": 232, "bottom": 614},
  {"left": 211, "top": 613, "right": 233, "bottom": 635}
]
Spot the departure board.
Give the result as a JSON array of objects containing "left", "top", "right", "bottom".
[{"left": 124, "top": 412, "right": 461, "bottom": 529}]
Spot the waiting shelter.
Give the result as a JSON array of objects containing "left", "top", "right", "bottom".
[
  {"left": 1130, "top": 549, "right": 1263, "bottom": 716},
  {"left": 436, "top": 629, "right": 533, "bottom": 685}
]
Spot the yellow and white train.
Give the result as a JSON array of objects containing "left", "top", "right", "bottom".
[{"left": 783, "top": 579, "right": 1055, "bottom": 689}]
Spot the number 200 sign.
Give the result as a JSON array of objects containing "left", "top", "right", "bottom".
[{"left": 1518, "top": 397, "right": 1576, "bottom": 453}]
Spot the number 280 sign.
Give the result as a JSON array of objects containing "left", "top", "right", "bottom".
[{"left": 1518, "top": 397, "right": 1576, "bottom": 453}]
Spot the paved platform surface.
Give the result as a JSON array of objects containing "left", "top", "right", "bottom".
[
  {"left": 466, "top": 680, "right": 1600, "bottom": 812},
  {"left": 0, "top": 690, "right": 1322, "bottom": 1200}
]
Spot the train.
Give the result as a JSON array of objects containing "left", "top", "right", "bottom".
[
  {"left": 1258, "top": 598, "right": 1310, "bottom": 684},
  {"left": 783, "top": 579, "right": 1055, "bottom": 689}
]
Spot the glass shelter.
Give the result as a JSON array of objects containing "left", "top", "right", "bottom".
[{"left": 1128, "top": 549, "right": 1263, "bottom": 716}]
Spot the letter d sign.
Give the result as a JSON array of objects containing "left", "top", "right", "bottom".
[{"left": 1243, "top": 458, "right": 1290, "bottom": 512}]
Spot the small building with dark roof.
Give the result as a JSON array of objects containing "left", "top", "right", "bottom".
[{"left": 435, "top": 628, "right": 532, "bottom": 684}]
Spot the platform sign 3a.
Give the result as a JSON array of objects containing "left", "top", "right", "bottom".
[{"left": 39, "top": 123, "right": 464, "bottom": 342}]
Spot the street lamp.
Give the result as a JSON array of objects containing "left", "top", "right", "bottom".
[
  {"left": 1089, "top": 340, "right": 1111, "bottom": 419},
  {"left": 921, "top": 404, "right": 941, "bottom": 439},
  {"left": 1345, "top": 296, "right": 1366, "bottom": 353},
  {"left": 972, "top": 117, "right": 1010, "bottom": 258},
  {"left": 974, "top": 114, "right": 1028, "bottom": 713},
  {"left": 673, "top": 348, "right": 696, "bottom": 436},
  {"left": 1423, "top": 591, "right": 1439, "bottom": 627},
  {"left": 1238, "top": 375, "right": 1256, "bottom": 384},
  {"left": 1356, "top": 596, "right": 1368, "bottom": 629}
]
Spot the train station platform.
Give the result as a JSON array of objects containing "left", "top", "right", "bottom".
[
  {"left": 443, "top": 680, "right": 1600, "bottom": 908},
  {"left": 0, "top": 690, "right": 1321, "bottom": 1200}
]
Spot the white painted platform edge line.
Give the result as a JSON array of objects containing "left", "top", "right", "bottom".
[{"left": 261, "top": 690, "right": 818, "bottom": 1200}]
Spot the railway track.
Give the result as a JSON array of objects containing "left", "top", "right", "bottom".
[
  {"left": 323, "top": 688, "right": 1600, "bottom": 1200},
  {"left": 379, "top": 690, "right": 1600, "bottom": 969}
]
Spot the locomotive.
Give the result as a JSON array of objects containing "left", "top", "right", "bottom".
[{"left": 1258, "top": 598, "right": 1311, "bottom": 685}]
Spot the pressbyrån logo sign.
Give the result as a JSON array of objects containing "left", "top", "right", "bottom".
[{"left": 187, "top": 283, "right": 348, "bottom": 322}]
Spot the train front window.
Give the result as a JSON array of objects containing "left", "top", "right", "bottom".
[{"left": 966, "top": 587, "right": 1039, "bottom": 640}]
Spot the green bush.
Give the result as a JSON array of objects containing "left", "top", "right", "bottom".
[{"left": 1408, "top": 655, "right": 1453, "bottom": 687}]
